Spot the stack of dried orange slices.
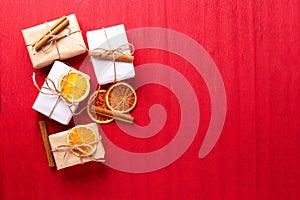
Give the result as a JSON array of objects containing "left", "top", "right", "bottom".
[{"left": 87, "top": 82, "right": 137, "bottom": 124}]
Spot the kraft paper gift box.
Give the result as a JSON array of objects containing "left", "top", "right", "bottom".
[
  {"left": 86, "top": 24, "right": 135, "bottom": 85},
  {"left": 49, "top": 123, "right": 105, "bottom": 170},
  {"left": 32, "top": 61, "right": 89, "bottom": 125},
  {"left": 22, "top": 14, "right": 86, "bottom": 69}
]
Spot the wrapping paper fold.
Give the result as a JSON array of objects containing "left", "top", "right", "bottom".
[
  {"left": 48, "top": 123, "right": 105, "bottom": 170},
  {"left": 32, "top": 61, "right": 89, "bottom": 125},
  {"left": 22, "top": 14, "right": 86, "bottom": 69},
  {"left": 87, "top": 24, "right": 135, "bottom": 85}
]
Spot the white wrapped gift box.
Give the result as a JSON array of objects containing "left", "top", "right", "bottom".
[
  {"left": 32, "top": 61, "right": 89, "bottom": 125},
  {"left": 87, "top": 24, "right": 135, "bottom": 85}
]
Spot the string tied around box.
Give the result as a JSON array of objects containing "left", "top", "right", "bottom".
[
  {"left": 27, "top": 16, "right": 82, "bottom": 60},
  {"left": 41, "top": 28, "right": 79, "bottom": 59},
  {"left": 51, "top": 128, "right": 104, "bottom": 167},
  {"left": 32, "top": 69, "right": 86, "bottom": 119},
  {"left": 87, "top": 28, "right": 135, "bottom": 83}
]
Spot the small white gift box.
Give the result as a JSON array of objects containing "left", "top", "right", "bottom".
[
  {"left": 32, "top": 61, "right": 89, "bottom": 125},
  {"left": 86, "top": 24, "right": 135, "bottom": 85},
  {"left": 48, "top": 123, "right": 105, "bottom": 170}
]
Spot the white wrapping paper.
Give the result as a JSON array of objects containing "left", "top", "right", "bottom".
[
  {"left": 32, "top": 61, "right": 89, "bottom": 125},
  {"left": 87, "top": 24, "right": 135, "bottom": 85}
]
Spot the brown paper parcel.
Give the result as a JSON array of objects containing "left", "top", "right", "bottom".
[
  {"left": 22, "top": 14, "right": 86, "bottom": 69},
  {"left": 48, "top": 123, "right": 105, "bottom": 170}
]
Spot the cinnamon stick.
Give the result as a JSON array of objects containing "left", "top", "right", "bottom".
[
  {"left": 91, "top": 105, "right": 134, "bottom": 124},
  {"left": 89, "top": 51, "right": 134, "bottom": 63},
  {"left": 34, "top": 17, "right": 70, "bottom": 51},
  {"left": 32, "top": 16, "right": 67, "bottom": 48},
  {"left": 39, "top": 121, "right": 55, "bottom": 168}
]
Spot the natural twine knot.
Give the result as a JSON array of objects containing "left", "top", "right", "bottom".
[
  {"left": 89, "top": 43, "right": 134, "bottom": 57},
  {"left": 32, "top": 72, "right": 76, "bottom": 119},
  {"left": 39, "top": 27, "right": 72, "bottom": 59},
  {"left": 29, "top": 21, "right": 81, "bottom": 60},
  {"left": 51, "top": 129, "right": 103, "bottom": 167},
  {"left": 52, "top": 141, "right": 97, "bottom": 156},
  {"left": 88, "top": 28, "right": 135, "bottom": 83}
]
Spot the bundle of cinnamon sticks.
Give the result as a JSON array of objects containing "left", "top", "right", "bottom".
[{"left": 33, "top": 16, "right": 69, "bottom": 51}]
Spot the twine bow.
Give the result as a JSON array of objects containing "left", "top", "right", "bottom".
[
  {"left": 32, "top": 72, "right": 76, "bottom": 119},
  {"left": 40, "top": 27, "right": 71, "bottom": 59},
  {"left": 88, "top": 43, "right": 134, "bottom": 59},
  {"left": 52, "top": 142, "right": 97, "bottom": 156},
  {"left": 28, "top": 22, "right": 81, "bottom": 59},
  {"left": 88, "top": 28, "right": 135, "bottom": 83}
]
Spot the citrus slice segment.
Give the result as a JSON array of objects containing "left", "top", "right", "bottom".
[
  {"left": 87, "top": 90, "right": 114, "bottom": 124},
  {"left": 58, "top": 71, "right": 90, "bottom": 102},
  {"left": 67, "top": 125, "right": 98, "bottom": 157},
  {"left": 105, "top": 82, "right": 137, "bottom": 113}
]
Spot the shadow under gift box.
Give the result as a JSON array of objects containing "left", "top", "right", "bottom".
[
  {"left": 32, "top": 61, "right": 90, "bottom": 125},
  {"left": 21, "top": 14, "right": 86, "bottom": 69}
]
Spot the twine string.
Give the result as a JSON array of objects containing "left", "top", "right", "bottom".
[
  {"left": 32, "top": 71, "right": 76, "bottom": 119},
  {"left": 51, "top": 128, "right": 104, "bottom": 167},
  {"left": 28, "top": 21, "right": 82, "bottom": 59},
  {"left": 87, "top": 28, "right": 134, "bottom": 83}
]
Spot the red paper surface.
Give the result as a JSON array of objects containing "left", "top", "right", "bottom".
[{"left": 0, "top": 0, "right": 299, "bottom": 199}]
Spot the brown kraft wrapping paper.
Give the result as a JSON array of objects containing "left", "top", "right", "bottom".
[{"left": 22, "top": 14, "right": 86, "bottom": 69}]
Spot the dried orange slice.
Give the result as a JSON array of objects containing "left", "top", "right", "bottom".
[
  {"left": 58, "top": 71, "right": 90, "bottom": 102},
  {"left": 67, "top": 125, "right": 98, "bottom": 157},
  {"left": 105, "top": 82, "right": 137, "bottom": 113},
  {"left": 87, "top": 90, "right": 114, "bottom": 124}
]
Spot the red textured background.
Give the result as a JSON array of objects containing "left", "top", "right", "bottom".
[{"left": 0, "top": 0, "right": 299, "bottom": 199}]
